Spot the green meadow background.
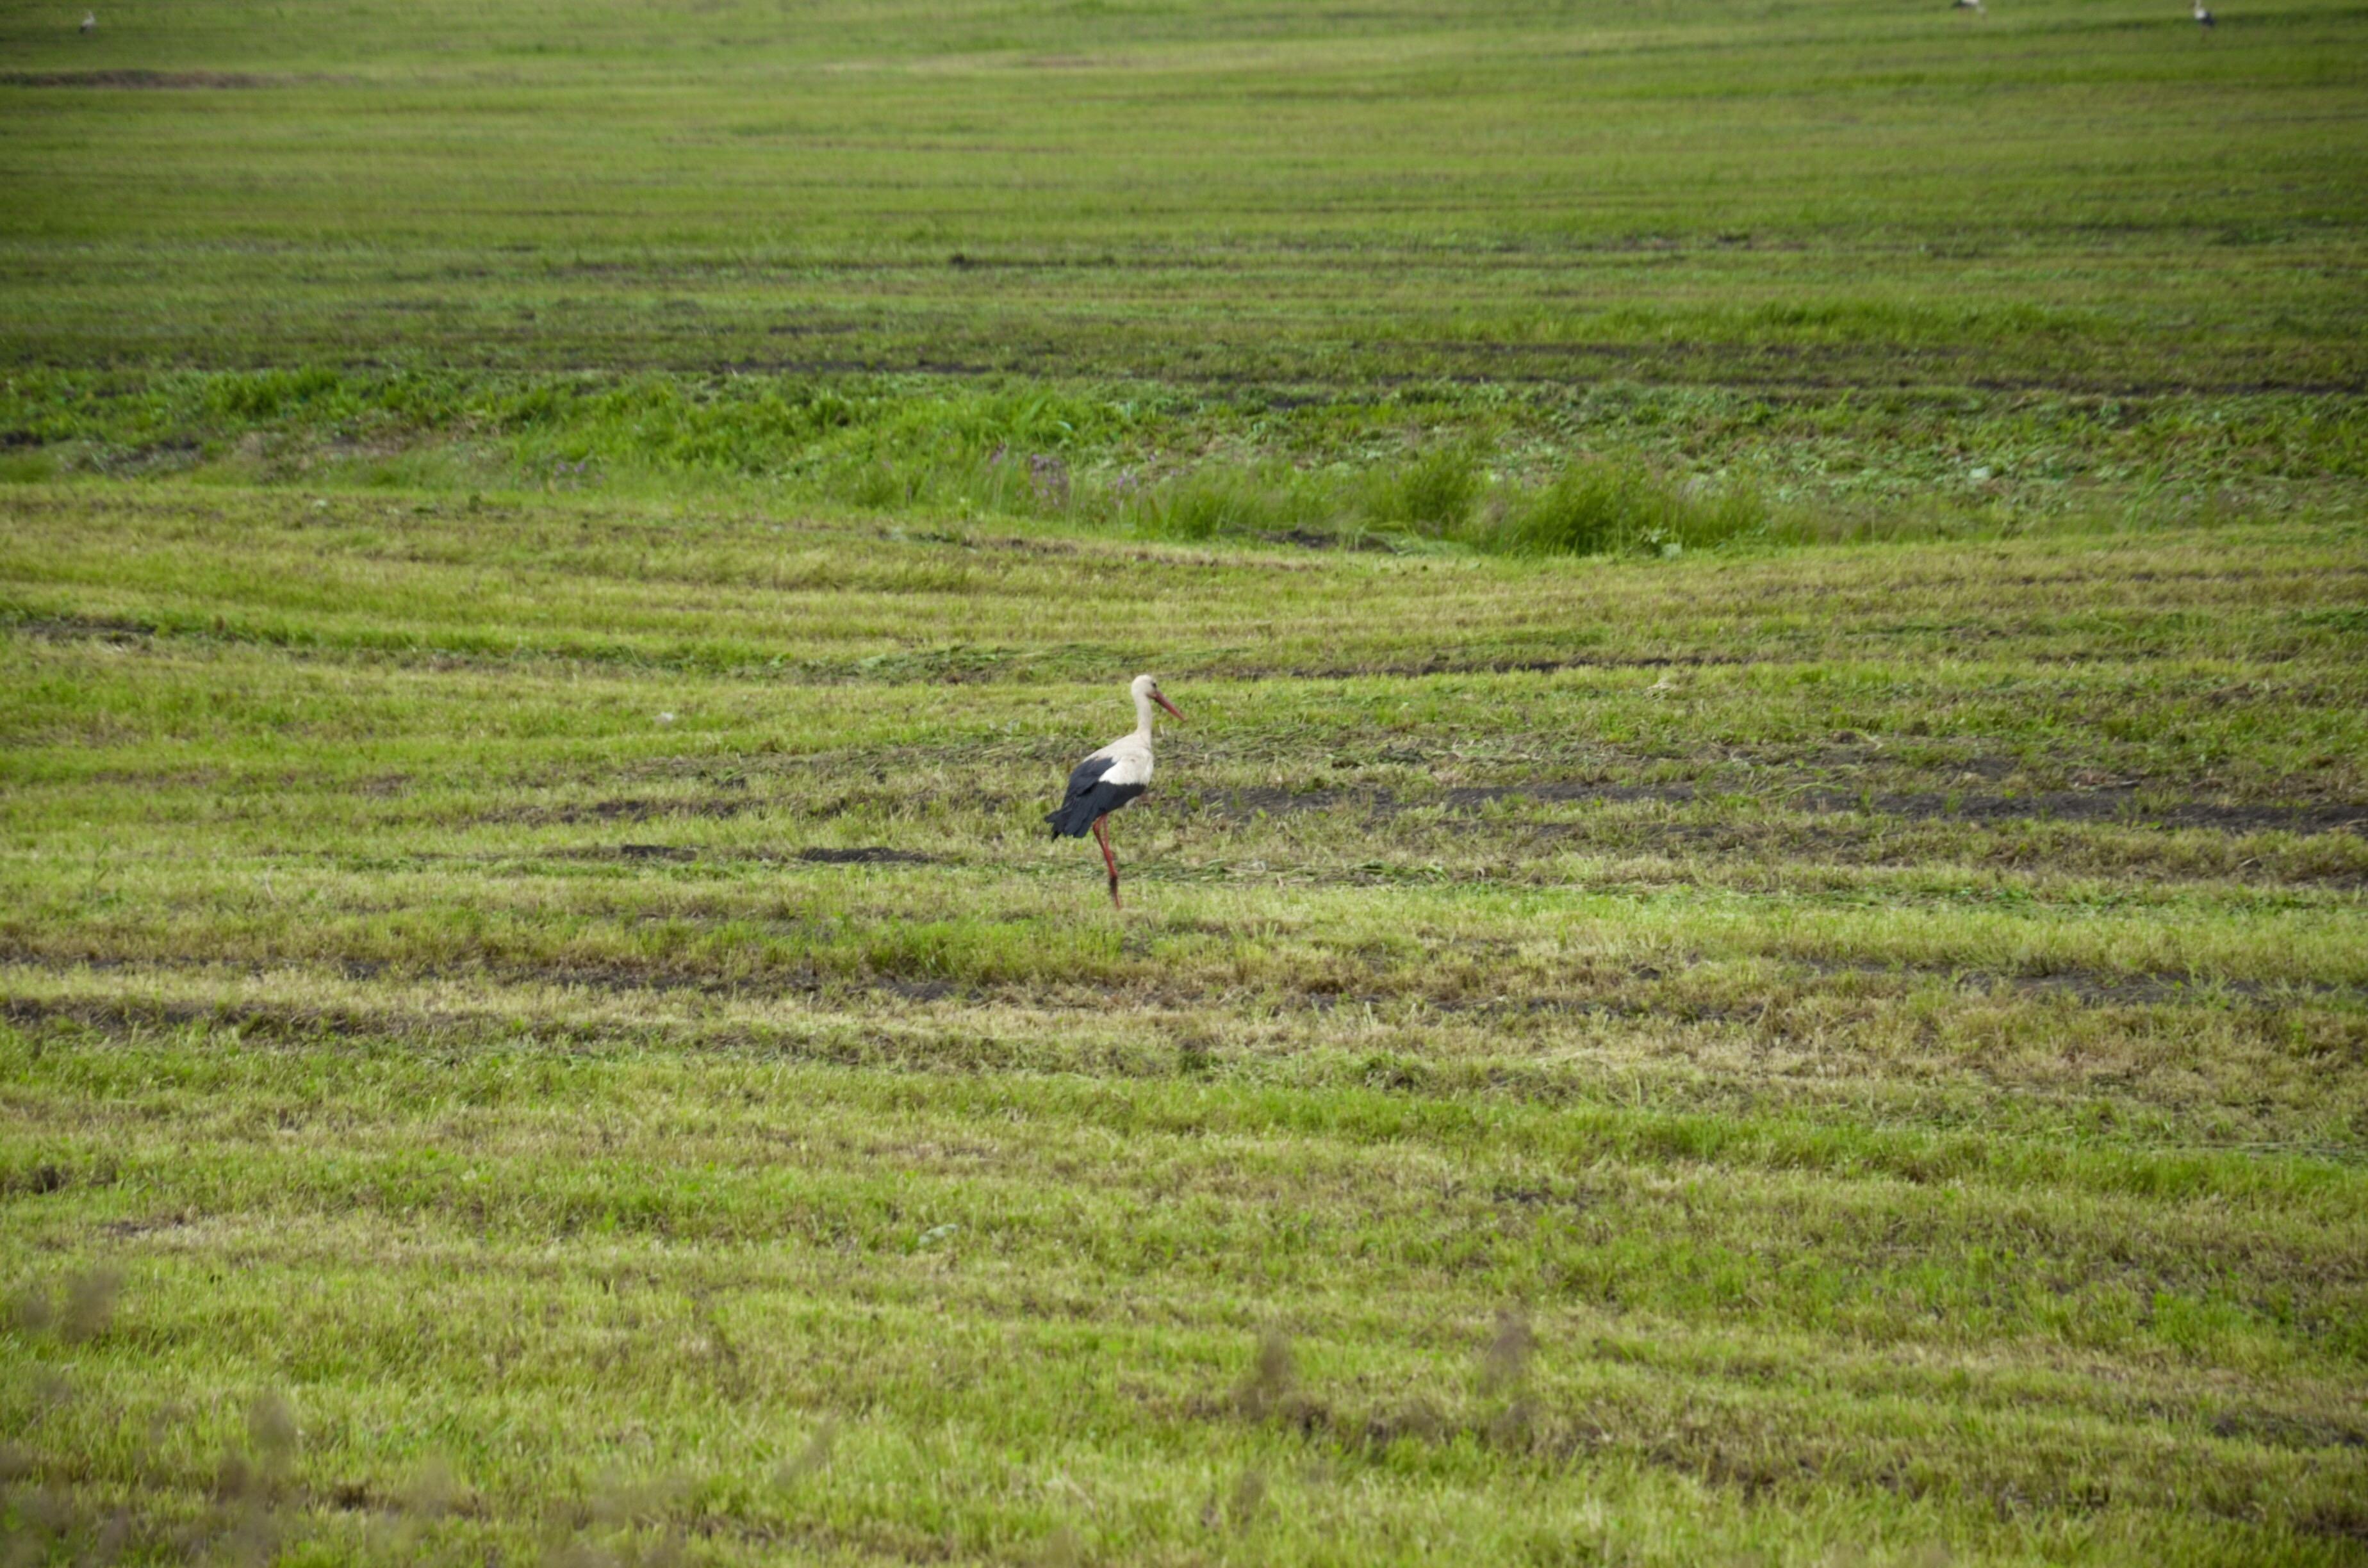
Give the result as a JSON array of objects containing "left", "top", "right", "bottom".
[{"left": 5, "top": 0, "right": 2367, "bottom": 389}]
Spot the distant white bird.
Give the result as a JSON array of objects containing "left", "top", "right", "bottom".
[
  {"left": 79, "top": 10, "right": 95, "bottom": 31},
  {"left": 1951, "top": 0, "right": 1983, "bottom": 12},
  {"left": 2194, "top": 0, "right": 2214, "bottom": 24},
  {"left": 1046, "top": 674, "right": 1182, "bottom": 908}
]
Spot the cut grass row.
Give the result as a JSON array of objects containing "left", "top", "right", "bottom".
[
  {"left": 4, "top": 486, "right": 2362, "bottom": 688},
  {"left": 6, "top": 494, "right": 2360, "bottom": 1091},
  {"left": 10, "top": 842, "right": 2364, "bottom": 1143}
]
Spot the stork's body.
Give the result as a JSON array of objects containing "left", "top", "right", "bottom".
[
  {"left": 2194, "top": 1, "right": 2214, "bottom": 24},
  {"left": 79, "top": 10, "right": 94, "bottom": 31},
  {"left": 1048, "top": 674, "right": 1181, "bottom": 907}
]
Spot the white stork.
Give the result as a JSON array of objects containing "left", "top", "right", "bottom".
[
  {"left": 2193, "top": 1, "right": 2214, "bottom": 25},
  {"left": 1951, "top": 0, "right": 1983, "bottom": 12},
  {"left": 1046, "top": 674, "right": 1181, "bottom": 908},
  {"left": 79, "top": 10, "right": 95, "bottom": 31}
]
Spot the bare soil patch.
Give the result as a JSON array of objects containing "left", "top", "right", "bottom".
[
  {"left": 485, "top": 797, "right": 756, "bottom": 826},
  {"left": 794, "top": 845, "right": 937, "bottom": 865},
  {"left": 0, "top": 70, "right": 286, "bottom": 88},
  {"left": 4, "top": 611, "right": 158, "bottom": 642},
  {"left": 618, "top": 842, "right": 698, "bottom": 861}
]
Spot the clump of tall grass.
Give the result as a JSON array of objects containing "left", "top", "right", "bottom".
[
  {"left": 1118, "top": 463, "right": 1342, "bottom": 541},
  {"left": 855, "top": 445, "right": 1768, "bottom": 557},
  {"left": 1474, "top": 457, "right": 1766, "bottom": 557},
  {"left": 1088, "top": 448, "right": 1762, "bottom": 555},
  {"left": 831, "top": 443, "right": 1080, "bottom": 518},
  {"left": 1362, "top": 446, "right": 1484, "bottom": 534}
]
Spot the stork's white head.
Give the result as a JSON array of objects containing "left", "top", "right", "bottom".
[{"left": 1131, "top": 673, "right": 1183, "bottom": 723}]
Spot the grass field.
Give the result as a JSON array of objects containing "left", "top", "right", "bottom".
[
  {"left": 6, "top": 0, "right": 2368, "bottom": 1561},
  {"left": 4, "top": 493, "right": 2365, "bottom": 1564}
]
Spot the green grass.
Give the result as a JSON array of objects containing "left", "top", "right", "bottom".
[
  {"left": 4, "top": 0, "right": 2368, "bottom": 528},
  {"left": 3, "top": 489, "right": 2365, "bottom": 1564},
  {"left": 6, "top": 368, "right": 2365, "bottom": 549},
  {"left": 6, "top": 0, "right": 2368, "bottom": 1557},
  {"left": 4, "top": 0, "right": 2367, "bottom": 389}
]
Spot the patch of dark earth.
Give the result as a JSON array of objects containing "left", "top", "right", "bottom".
[
  {"left": 1, "top": 995, "right": 429, "bottom": 1040},
  {"left": 486, "top": 792, "right": 1024, "bottom": 828},
  {"left": 616, "top": 842, "right": 699, "bottom": 862},
  {"left": 1254, "top": 528, "right": 1402, "bottom": 553},
  {"left": 3, "top": 611, "right": 159, "bottom": 642},
  {"left": 0, "top": 69, "right": 299, "bottom": 88},
  {"left": 793, "top": 845, "right": 937, "bottom": 865},
  {"left": 597, "top": 844, "right": 937, "bottom": 864},
  {"left": 231, "top": 844, "right": 944, "bottom": 870},
  {"left": 483, "top": 797, "right": 757, "bottom": 825}
]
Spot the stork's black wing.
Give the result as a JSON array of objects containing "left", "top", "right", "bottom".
[{"left": 1046, "top": 755, "right": 1147, "bottom": 838}]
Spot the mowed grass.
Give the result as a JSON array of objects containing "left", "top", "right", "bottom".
[
  {"left": 6, "top": 0, "right": 2368, "bottom": 1557},
  {"left": 1, "top": 0, "right": 2365, "bottom": 388},
  {"left": 4, "top": 487, "right": 2367, "bottom": 1564}
]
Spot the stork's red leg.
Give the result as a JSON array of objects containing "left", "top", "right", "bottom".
[{"left": 1093, "top": 814, "right": 1121, "bottom": 907}]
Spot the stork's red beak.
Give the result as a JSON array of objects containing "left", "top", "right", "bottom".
[{"left": 1154, "top": 691, "right": 1183, "bottom": 721}]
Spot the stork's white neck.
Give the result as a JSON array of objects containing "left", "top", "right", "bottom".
[{"left": 1133, "top": 689, "right": 1159, "bottom": 740}]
